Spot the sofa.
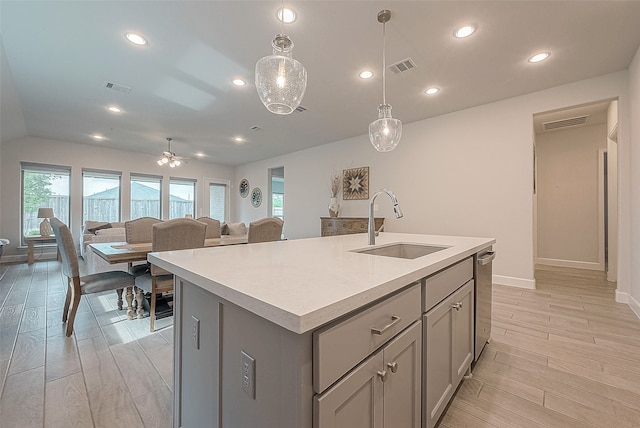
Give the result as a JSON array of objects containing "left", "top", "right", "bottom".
[{"left": 80, "top": 221, "right": 125, "bottom": 259}]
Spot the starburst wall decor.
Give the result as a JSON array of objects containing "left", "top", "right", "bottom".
[{"left": 343, "top": 167, "right": 369, "bottom": 200}]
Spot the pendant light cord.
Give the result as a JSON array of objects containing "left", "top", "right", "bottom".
[
  {"left": 281, "top": 0, "right": 285, "bottom": 34},
  {"left": 382, "top": 19, "right": 387, "bottom": 106}
]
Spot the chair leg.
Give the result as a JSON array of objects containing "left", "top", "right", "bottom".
[
  {"left": 149, "top": 288, "right": 157, "bottom": 332},
  {"left": 116, "top": 288, "right": 124, "bottom": 310},
  {"left": 65, "top": 277, "right": 82, "bottom": 337},
  {"left": 62, "top": 278, "right": 72, "bottom": 322}
]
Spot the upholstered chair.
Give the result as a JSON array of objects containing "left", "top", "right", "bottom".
[
  {"left": 247, "top": 217, "right": 284, "bottom": 243},
  {"left": 50, "top": 218, "right": 135, "bottom": 337},
  {"left": 124, "top": 216, "right": 163, "bottom": 277},
  {"left": 135, "top": 218, "right": 207, "bottom": 331},
  {"left": 196, "top": 217, "right": 222, "bottom": 239}
]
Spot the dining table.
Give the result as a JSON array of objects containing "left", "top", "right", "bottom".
[{"left": 89, "top": 234, "right": 248, "bottom": 319}]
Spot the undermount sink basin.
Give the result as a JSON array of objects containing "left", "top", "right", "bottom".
[{"left": 352, "top": 243, "right": 449, "bottom": 259}]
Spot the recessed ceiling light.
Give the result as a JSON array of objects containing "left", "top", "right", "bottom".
[
  {"left": 125, "top": 32, "right": 147, "bottom": 46},
  {"left": 107, "top": 106, "right": 121, "bottom": 113},
  {"left": 232, "top": 79, "right": 246, "bottom": 86},
  {"left": 454, "top": 25, "right": 476, "bottom": 38},
  {"left": 233, "top": 136, "right": 245, "bottom": 143},
  {"left": 425, "top": 87, "right": 440, "bottom": 95},
  {"left": 528, "top": 52, "right": 550, "bottom": 63},
  {"left": 195, "top": 152, "right": 205, "bottom": 158},
  {"left": 359, "top": 70, "right": 374, "bottom": 79},
  {"left": 277, "top": 7, "right": 296, "bottom": 23},
  {"left": 92, "top": 134, "right": 105, "bottom": 140}
]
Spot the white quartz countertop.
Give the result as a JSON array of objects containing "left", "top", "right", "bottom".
[{"left": 148, "top": 233, "right": 495, "bottom": 334}]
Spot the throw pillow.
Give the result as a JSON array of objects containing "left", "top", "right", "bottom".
[
  {"left": 87, "top": 223, "right": 112, "bottom": 234},
  {"left": 227, "top": 222, "right": 247, "bottom": 235},
  {"left": 221, "top": 222, "right": 228, "bottom": 235}
]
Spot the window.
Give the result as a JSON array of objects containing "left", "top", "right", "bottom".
[
  {"left": 21, "top": 162, "right": 71, "bottom": 241},
  {"left": 131, "top": 174, "right": 162, "bottom": 220},
  {"left": 209, "top": 183, "right": 227, "bottom": 222},
  {"left": 82, "top": 170, "right": 121, "bottom": 223},
  {"left": 169, "top": 178, "right": 196, "bottom": 219}
]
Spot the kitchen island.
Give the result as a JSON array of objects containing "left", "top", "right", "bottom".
[{"left": 149, "top": 232, "right": 494, "bottom": 428}]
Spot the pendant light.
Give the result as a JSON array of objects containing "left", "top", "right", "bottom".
[
  {"left": 369, "top": 10, "right": 402, "bottom": 152},
  {"left": 255, "top": 1, "right": 307, "bottom": 115}
]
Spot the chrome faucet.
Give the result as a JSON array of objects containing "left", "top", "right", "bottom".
[{"left": 368, "top": 189, "right": 403, "bottom": 245}]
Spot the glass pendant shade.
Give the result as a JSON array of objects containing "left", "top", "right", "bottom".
[
  {"left": 369, "top": 104, "right": 402, "bottom": 152},
  {"left": 255, "top": 34, "right": 307, "bottom": 115}
]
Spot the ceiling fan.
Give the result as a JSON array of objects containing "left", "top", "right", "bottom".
[{"left": 157, "top": 137, "right": 185, "bottom": 167}]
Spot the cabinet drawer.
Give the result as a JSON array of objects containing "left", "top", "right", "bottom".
[
  {"left": 313, "top": 284, "right": 421, "bottom": 393},
  {"left": 423, "top": 257, "right": 473, "bottom": 312}
]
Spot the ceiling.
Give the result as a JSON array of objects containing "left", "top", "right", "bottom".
[{"left": 2, "top": 1, "right": 640, "bottom": 166}]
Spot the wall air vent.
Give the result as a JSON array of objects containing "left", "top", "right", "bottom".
[
  {"left": 294, "top": 105, "right": 307, "bottom": 113},
  {"left": 103, "top": 81, "right": 132, "bottom": 94},
  {"left": 388, "top": 58, "right": 416, "bottom": 74},
  {"left": 542, "top": 115, "right": 590, "bottom": 131}
]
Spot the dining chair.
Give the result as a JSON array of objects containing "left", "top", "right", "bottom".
[
  {"left": 247, "top": 217, "right": 284, "bottom": 243},
  {"left": 135, "top": 218, "right": 207, "bottom": 331},
  {"left": 124, "top": 216, "right": 163, "bottom": 276},
  {"left": 196, "top": 216, "right": 221, "bottom": 239},
  {"left": 50, "top": 218, "right": 135, "bottom": 337}
]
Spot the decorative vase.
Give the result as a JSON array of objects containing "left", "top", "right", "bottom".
[{"left": 328, "top": 197, "right": 340, "bottom": 217}]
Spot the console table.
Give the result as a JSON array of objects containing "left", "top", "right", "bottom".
[
  {"left": 320, "top": 217, "right": 384, "bottom": 237},
  {"left": 25, "top": 235, "right": 58, "bottom": 265}
]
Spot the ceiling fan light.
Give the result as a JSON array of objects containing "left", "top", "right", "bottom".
[
  {"left": 161, "top": 157, "right": 169, "bottom": 164},
  {"left": 255, "top": 34, "right": 307, "bottom": 115},
  {"left": 157, "top": 159, "right": 164, "bottom": 166},
  {"left": 369, "top": 104, "right": 402, "bottom": 152},
  {"left": 174, "top": 159, "right": 181, "bottom": 167}
]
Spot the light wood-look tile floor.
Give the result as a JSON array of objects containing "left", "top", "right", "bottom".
[
  {"left": 1, "top": 261, "right": 639, "bottom": 427},
  {"left": 440, "top": 265, "right": 640, "bottom": 428}
]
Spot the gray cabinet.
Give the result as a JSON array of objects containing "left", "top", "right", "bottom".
[
  {"left": 315, "top": 321, "right": 422, "bottom": 428},
  {"left": 423, "top": 280, "right": 474, "bottom": 428}
]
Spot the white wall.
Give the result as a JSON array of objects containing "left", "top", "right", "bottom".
[
  {"left": 234, "top": 71, "right": 631, "bottom": 290},
  {"left": 536, "top": 124, "right": 607, "bottom": 268},
  {"left": 629, "top": 45, "right": 640, "bottom": 317},
  {"left": 0, "top": 136, "right": 234, "bottom": 259}
]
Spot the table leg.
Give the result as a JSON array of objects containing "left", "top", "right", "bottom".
[
  {"left": 27, "top": 241, "right": 35, "bottom": 265},
  {"left": 135, "top": 287, "right": 145, "bottom": 319},
  {"left": 116, "top": 288, "right": 123, "bottom": 310},
  {"left": 125, "top": 287, "right": 134, "bottom": 320}
]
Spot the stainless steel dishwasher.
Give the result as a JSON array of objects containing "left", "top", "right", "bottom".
[{"left": 474, "top": 248, "right": 495, "bottom": 361}]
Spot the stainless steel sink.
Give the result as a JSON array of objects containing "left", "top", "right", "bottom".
[{"left": 353, "top": 243, "right": 449, "bottom": 259}]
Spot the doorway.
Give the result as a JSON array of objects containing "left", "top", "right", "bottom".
[
  {"left": 268, "top": 166, "right": 284, "bottom": 223},
  {"left": 533, "top": 99, "right": 618, "bottom": 281}
]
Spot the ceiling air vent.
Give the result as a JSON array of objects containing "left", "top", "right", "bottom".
[
  {"left": 388, "top": 58, "right": 416, "bottom": 74},
  {"left": 250, "top": 125, "right": 263, "bottom": 131},
  {"left": 103, "top": 81, "right": 132, "bottom": 94},
  {"left": 294, "top": 105, "right": 307, "bottom": 113},
  {"left": 543, "top": 115, "right": 590, "bottom": 131}
]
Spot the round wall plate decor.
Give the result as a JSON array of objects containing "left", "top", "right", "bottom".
[
  {"left": 251, "top": 187, "right": 262, "bottom": 208},
  {"left": 239, "top": 179, "right": 250, "bottom": 198}
]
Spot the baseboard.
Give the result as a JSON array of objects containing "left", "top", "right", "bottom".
[
  {"left": 628, "top": 294, "right": 640, "bottom": 320},
  {"left": 536, "top": 258, "right": 602, "bottom": 271},
  {"left": 493, "top": 274, "right": 536, "bottom": 289},
  {"left": 0, "top": 252, "right": 58, "bottom": 264}
]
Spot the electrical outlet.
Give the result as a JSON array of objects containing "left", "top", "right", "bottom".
[
  {"left": 191, "top": 316, "right": 200, "bottom": 350},
  {"left": 241, "top": 351, "right": 255, "bottom": 399}
]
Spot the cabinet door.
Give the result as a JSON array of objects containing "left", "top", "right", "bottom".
[
  {"left": 451, "top": 280, "right": 474, "bottom": 384},
  {"left": 315, "top": 352, "right": 384, "bottom": 428},
  {"left": 423, "top": 298, "right": 454, "bottom": 428},
  {"left": 383, "top": 321, "right": 422, "bottom": 428},
  {"left": 423, "top": 281, "right": 474, "bottom": 428}
]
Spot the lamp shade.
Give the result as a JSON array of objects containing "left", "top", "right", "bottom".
[
  {"left": 369, "top": 104, "right": 402, "bottom": 152},
  {"left": 255, "top": 34, "right": 307, "bottom": 115},
  {"left": 37, "top": 208, "right": 54, "bottom": 219}
]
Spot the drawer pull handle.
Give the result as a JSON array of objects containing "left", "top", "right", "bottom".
[
  {"left": 387, "top": 361, "right": 398, "bottom": 373},
  {"left": 371, "top": 315, "right": 401, "bottom": 335},
  {"left": 377, "top": 370, "right": 388, "bottom": 382},
  {"left": 451, "top": 302, "right": 463, "bottom": 311}
]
